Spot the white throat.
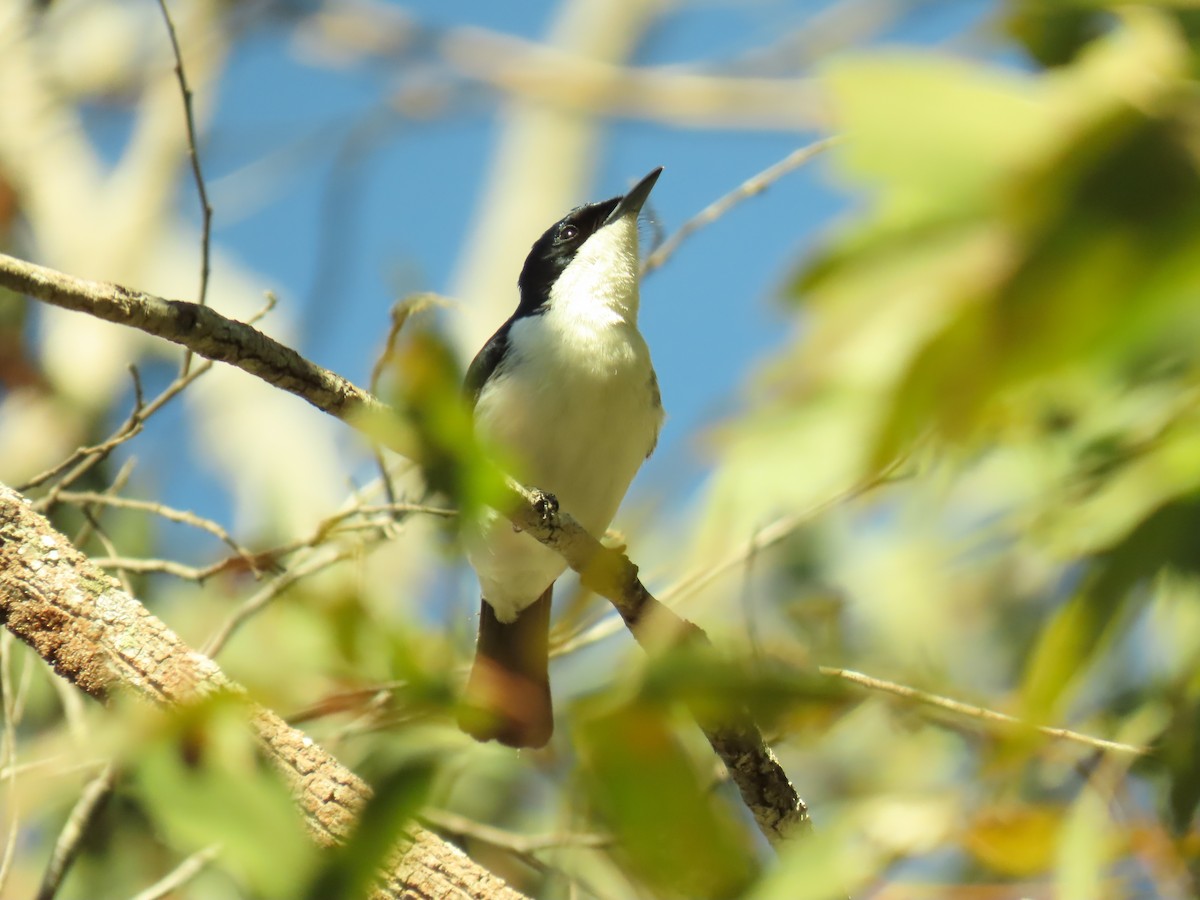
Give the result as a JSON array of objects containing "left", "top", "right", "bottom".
[{"left": 547, "top": 214, "right": 641, "bottom": 326}]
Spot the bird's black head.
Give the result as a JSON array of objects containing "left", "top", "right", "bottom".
[{"left": 514, "top": 167, "right": 662, "bottom": 318}]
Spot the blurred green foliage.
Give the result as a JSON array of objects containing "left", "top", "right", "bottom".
[
  {"left": 698, "top": 7, "right": 1200, "bottom": 896},
  {"left": 125, "top": 695, "right": 317, "bottom": 896},
  {"left": 12, "top": 3, "right": 1200, "bottom": 899},
  {"left": 574, "top": 703, "right": 757, "bottom": 899},
  {"left": 367, "top": 325, "right": 510, "bottom": 528}
]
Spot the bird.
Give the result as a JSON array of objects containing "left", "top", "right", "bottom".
[{"left": 459, "top": 167, "right": 665, "bottom": 748}]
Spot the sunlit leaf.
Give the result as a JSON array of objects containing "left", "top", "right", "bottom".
[
  {"left": 359, "top": 327, "right": 509, "bottom": 525},
  {"left": 1021, "top": 497, "right": 1200, "bottom": 719},
  {"left": 127, "top": 695, "right": 316, "bottom": 896},
  {"left": 963, "top": 803, "right": 1066, "bottom": 876},
  {"left": 574, "top": 704, "right": 757, "bottom": 899}
]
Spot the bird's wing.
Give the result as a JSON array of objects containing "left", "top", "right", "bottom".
[
  {"left": 646, "top": 369, "right": 663, "bottom": 459},
  {"left": 464, "top": 318, "right": 514, "bottom": 409}
]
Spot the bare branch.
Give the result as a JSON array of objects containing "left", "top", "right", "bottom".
[
  {"left": 0, "top": 251, "right": 811, "bottom": 845},
  {"left": 820, "top": 667, "right": 1148, "bottom": 757},
  {"left": 128, "top": 844, "right": 221, "bottom": 900},
  {"left": 35, "top": 763, "right": 116, "bottom": 900},
  {"left": 499, "top": 483, "right": 811, "bottom": 844},
  {"left": 203, "top": 544, "right": 361, "bottom": 658},
  {"left": 21, "top": 361, "right": 212, "bottom": 497},
  {"left": 154, "top": 0, "right": 212, "bottom": 311},
  {"left": 0, "top": 253, "right": 391, "bottom": 438},
  {"left": 439, "top": 28, "right": 828, "bottom": 131},
  {"left": 0, "top": 483, "right": 529, "bottom": 899},
  {"left": 642, "top": 137, "right": 842, "bottom": 276},
  {"left": 55, "top": 490, "right": 262, "bottom": 575},
  {"left": 553, "top": 463, "right": 903, "bottom": 657}
]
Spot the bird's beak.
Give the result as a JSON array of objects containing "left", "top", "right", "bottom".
[{"left": 605, "top": 167, "right": 663, "bottom": 226}]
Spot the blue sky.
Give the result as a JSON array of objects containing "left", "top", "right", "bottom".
[{"left": 105, "top": 0, "right": 1004, "bottom": 526}]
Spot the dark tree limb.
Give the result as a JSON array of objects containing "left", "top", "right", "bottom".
[
  {"left": 0, "top": 251, "right": 810, "bottom": 843},
  {"left": 0, "top": 483, "right": 529, "bottom": 900}
]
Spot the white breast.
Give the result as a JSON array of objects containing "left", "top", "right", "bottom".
[{"left": 466, "top": 266, "right": 663, "bottom": 622}]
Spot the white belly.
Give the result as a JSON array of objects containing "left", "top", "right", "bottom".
[{"left": 466, "top": 313, "right": 662, "bottom": 622}]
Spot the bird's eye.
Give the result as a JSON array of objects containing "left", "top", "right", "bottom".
[{"left": 558, "top": 224, "right": 579, "bottom": 243}]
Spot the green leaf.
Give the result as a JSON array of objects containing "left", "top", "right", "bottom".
[
  {"left": 574, "top": 704, "right": 758, "bottom": 899},
  {"left": 128, "top": 695, "right": 316, "bottom": 897},
  {"left": 361, "top": 326, "right": 509, "bottom": 525},
  {"left": 1021, "top": 496, "right": 1200, "bottom": 719},
  {"left": 824, "top": 54, "right": 1049, "bottom": 213}
]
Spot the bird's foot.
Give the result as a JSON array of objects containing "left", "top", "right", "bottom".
[
  {"left": 512, "top": 490, "right": 559, "bottom": 533},
  {"left": 532, "top": 490, "right": 559, "bottom": 524}
]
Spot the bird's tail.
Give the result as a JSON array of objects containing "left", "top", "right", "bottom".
[{"left": 459, "top": 587, "right": 553, "bottom": 748}]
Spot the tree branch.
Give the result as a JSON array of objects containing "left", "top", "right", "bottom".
[
  {"left": 0, "top": 253, "right": 389, "bottom": 430},
  {"left": 0, "top": 483, "right": 528, "bottom": 900},
  {"left": 0, "top": 250, "right": 810, "bottom": 843}
]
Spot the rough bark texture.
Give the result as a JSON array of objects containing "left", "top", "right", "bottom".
[
  {"left": 0, "top": 250, "right": 810, "bottom": 844},
  {"left": 0, "top": 483, "right": 529, "bottom": 900}
]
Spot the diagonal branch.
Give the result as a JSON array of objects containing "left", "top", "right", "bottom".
[
  {"left": 0, "top": 482, "right": 527, "bottom": 900},
  {"left": 0, "top": 254, "right": 388, "bottom": 428},
  {"left": 0, "top": 250, "right": 810, "bottom": 843},
  {"left": 641, "top": 137, "right": 842, "bottom": 276}
]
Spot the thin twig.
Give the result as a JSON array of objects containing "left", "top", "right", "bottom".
[
  {"left": 356, "top": 502, "right": 455, "bottom": 519},
  {"left": 552, "top": 464, "right": 902, "bottom": 657},
  {"left": 322, "top": 688, "right": 395, "bottom": 749},
  {"left": 820, "top": 667, "right": 1149, "bottom": 757},
  {"left": 641, "top": 136, "right": 842, "bottom": 276},
  {"left": 0, "top": 755, "right": 107, "bottom": 782},
  {"left": 84, "top": 510, "right": 136, "bottom": 595},
  {"left": 422, "top": 808, "right": 611, "bottom": 855},
  {"left": 23, "top": 361, "right": 212, "bottom": 498},
  {"left": 203, "top": 545, "right": 363, "bottom": 657},
  {"left": 155, "top": 0, "right": 213, "bottom": 379},
  {"left": 199, "top": 501, "right": 455, "bottom": 650},
  {"left": 93, "top": 556, "right": 220, "bottom": 581},
  {"left": 128, "top": 844, "right": 221, "bottom": 900},
  {"left": 89, "top": 500, "right": 453, "bottom": 586},
  {"left": 70, "top": 457, "right": 137, "bottom": 551},
  {"left": 25, "top": 290, "right": 274, "bottom": 501},
  {"left": 56, "top": 490, "right": 263, "bottom": 575},
  {"left": 35, "top": 763, "right": 116, "bottom": 900}
]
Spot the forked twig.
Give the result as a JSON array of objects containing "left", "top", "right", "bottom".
[
  {"left": 23, "top": 362, "right": 213, "bottom": 498},
  {"left": 56, "top": 490, "right": 263, "bottom": 576}
]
